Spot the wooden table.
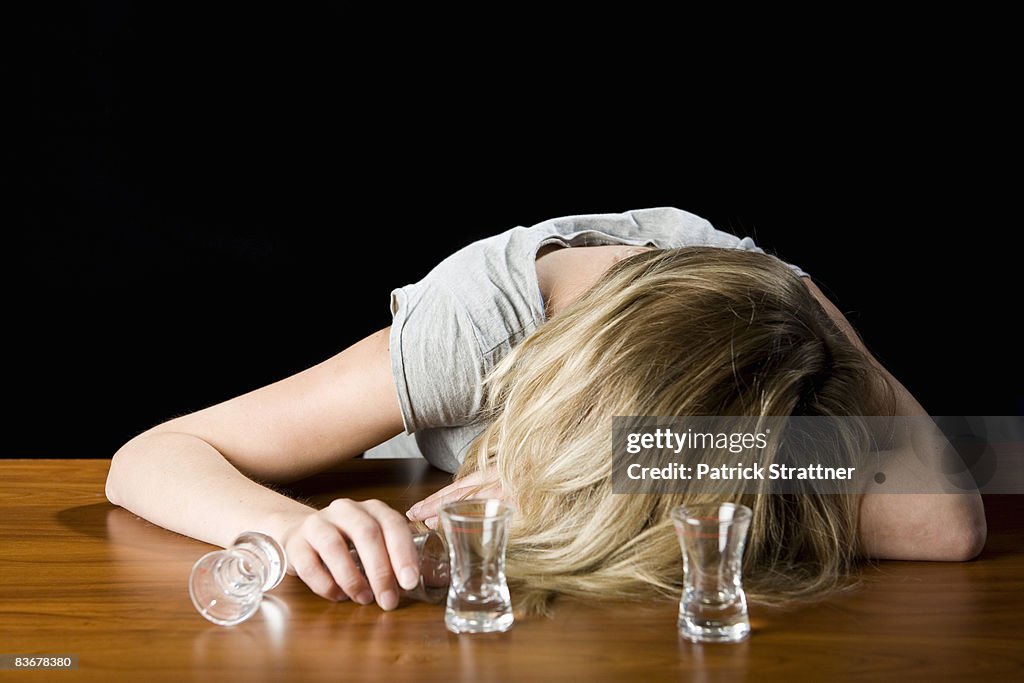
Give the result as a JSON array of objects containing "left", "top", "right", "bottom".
[{"left": 1, "top": 459, "right": 1021, "bottom": 682}]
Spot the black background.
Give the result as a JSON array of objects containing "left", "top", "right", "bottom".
[{"left": 9, "top": 6, "right": 1021, "bottom": 458}]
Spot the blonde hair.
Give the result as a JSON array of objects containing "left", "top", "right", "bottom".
[{"left": 456, "top": 247, "right": 893, "bottom": 615}]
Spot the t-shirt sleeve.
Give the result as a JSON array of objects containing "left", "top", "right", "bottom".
[
  {"left": 387, "top": 223, "right": 546, "bottom": 433},
  {"left": 388, "top": 277, "right": 489, "bottom": 433}
]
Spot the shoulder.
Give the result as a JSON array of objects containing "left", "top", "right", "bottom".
[{"left": 536, "top": 244, "right": 651, "bottom": 317}]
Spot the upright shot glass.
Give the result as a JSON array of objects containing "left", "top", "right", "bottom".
[
  {"left": 671, "top": 502, "right": 753, "bottom": 643},
  {"left": 439, "top": 499, "right": 515, "bottom": 634}
]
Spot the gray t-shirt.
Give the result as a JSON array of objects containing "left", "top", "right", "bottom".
[{"left": 373, "top": 207, "right": 807, "bottom": 473}]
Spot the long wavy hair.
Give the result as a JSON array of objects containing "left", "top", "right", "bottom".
[{"left": 455, "top": 246, "right": 894, "bottom": 615}]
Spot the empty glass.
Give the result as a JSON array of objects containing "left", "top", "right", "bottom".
[
  {"left": 189, "top": 529, "right": 450, "bottom": 626},
  {"left": 189, "top": 531, "right": 287, "bottom": 626},
  {"left": 439, "top": 499, "right": 515, "bottom": 634},
  {"left": 671, "top": 502, "right": 753, "bottom": 643},
  {"left": 349, "top": 530, "right": 450, "bottom": 604}
]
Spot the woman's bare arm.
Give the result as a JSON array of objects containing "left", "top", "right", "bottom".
[
  {"left": 804, "top": 279, "right": 987, "bottom": 561},
  {"left": 105, "top": 327, "right": 424, "bottom": 609}
]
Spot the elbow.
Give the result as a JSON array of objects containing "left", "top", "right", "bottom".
[
  {"left": 105, "top": 445, "right": 126, "bottom": 507},
  {"left": 926, "top": 494, "right": 987, "bottom": 561},
  {"left": 861, "top": 492, "right": 988, "bottom": 562},
  {"left": 105, "top": 433, "right": 146, "bottom": 507},
  {"left": 942, "top": 505, "right": 987, "bottom": 561}
]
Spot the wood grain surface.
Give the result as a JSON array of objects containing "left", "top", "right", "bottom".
[{"left": 0, "top": 459, "right": 1021, "bottom": 682}]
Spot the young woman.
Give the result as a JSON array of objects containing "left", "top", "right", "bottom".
[{"left": 105, "top": 207, "right": 986, "bottom": 614}]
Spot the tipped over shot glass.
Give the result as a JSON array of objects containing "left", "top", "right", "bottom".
[
  {"left": 439, "top": 499, "right": 515, "bottom": 634},
  {"left": 189, "top": 531, "right": 288, "bottom": 626},
  {"left": 671, "top": 502, "right": 753, "bottom": 643},
  {"left": 351, "top": 529, "right": 451, "bottom": 605},
  {"left": 189, "top": 528, "right": 450, "bottom": 626}
]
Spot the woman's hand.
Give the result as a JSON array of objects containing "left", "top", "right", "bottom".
[
  {"left": 405, "top": 470, "right": 503, "bottom": 529},
  {"left": 281, "top": 498, "right": 422, "bottom": 610}
]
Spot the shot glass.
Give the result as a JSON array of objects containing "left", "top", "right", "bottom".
[
  {"left": 189, "top": 531, "right": 287, "bottom": 626},
  {"left": 671, "top": 502, "right": 753, "bottom": 643},
  {"left": 439, "top": 499, "right": 515, "bottom": 634},
  {"left": 189, "top": 529, "right": 450, "bottom": 626},
  {"left": 349, "top": 530, "right": 450, "bottom": 604}
]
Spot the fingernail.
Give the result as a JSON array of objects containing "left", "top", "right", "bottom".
[
  {"left": 406, "top": 505, "right": 421, "bottom": 519},
  {"left": 399, "top": 566, "right": 420, "bottom": 591},
  {"left": 355, "top": 590, "right": 374, "bottom": 605},
  {"left": 425, "top": 517, "right": 438, "bottom": 530},
  {"left": 379, "top": 589, "right": 398, "bottom": 611}
]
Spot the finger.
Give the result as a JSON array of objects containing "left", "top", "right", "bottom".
[
  {"left": 360, "top": 499, "right": 421, "bottom": 592},
  {"left": 406, "top": 486, "right": 476, "bottom": 520},
  {"left": 410, "top": 482, "right": 504, "bottom": 521},
  {"left": 328, "top": 499, "right": 400, "bottom": 610},
  {"left": 408, "top": 473, "right": 498, "bottom": 519},
  {"left": 407, "top": 471, "right": 488, "bottom": 517},
  {"left": 287, "top": 536, "right": 346, "bottom": 602},
  {"left": 421, "top": 484, "right": 504, "bottom": 531},
  {"left": 303, "top": 511, "right": 373, "bottom": 605}
]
